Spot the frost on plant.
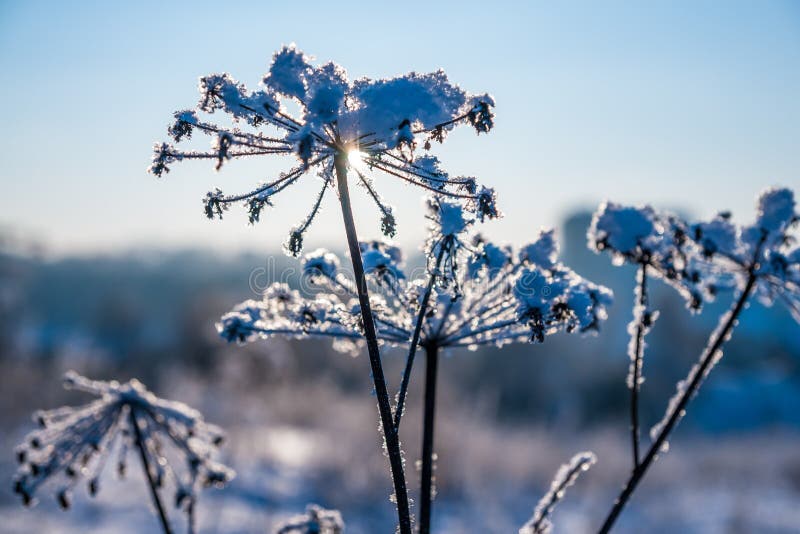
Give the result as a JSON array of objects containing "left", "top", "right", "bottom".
[
  {"left": 519, "top": 451, "right": 597, "bottom": 534},
  {"left": 589, "top": 202, "right": 709, "bottom": 310},
  {"left": 12, "top": 371, "right": 234, "bottom": 517},
  {"left": 149, "top": 44, "right": 498, "bottom": 256},
  {"left": 219, "top": 198, "right": 612, "bottom": 352},
  {"left": 690, "top": 187, "right": 800, "bottom": 322},
  {"left": 275, "top": 504, "right": 344, "bottom": 534},
  {"left": 589, "top": 200, "right": 714, "bottom": 463},
  {"left": 650, "top": 187, "right": 800, "bottom": 443}
]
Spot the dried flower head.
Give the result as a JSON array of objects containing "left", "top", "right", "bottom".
[
  {"left": 689, "top": 187, "right": 800, "bottom": 321},
  {"left": 12, "top": 371, "right": 233, "bottom": 519},
  {"left": 150, "top": 45, "right": 498, "bottom": 256},
  {"left": 589, "top": 202, "right": 708, "bottom": 310},
  {"left": 219, "top": 204, "right": 611, "bottom": 352}
]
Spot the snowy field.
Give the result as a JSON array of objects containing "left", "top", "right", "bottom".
[{"left": 2, "top": 359, "right": 799, "bottom": 534}]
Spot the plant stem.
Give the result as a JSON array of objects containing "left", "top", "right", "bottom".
[
  {"left": 598, "top": 271, "right": 757, "bottom": 533},
  {"left": 394, "top": 241, "right": 447, "bottom": 432},
  {"left": 419, "top": 343, "right": 440, "bottom": 534},
  {"left": 130, "top": 408, "right": 173, "bottom": 534},
  {"left": 333, "top": 153, "right": 412, "bottom": 534},
  {"left": 187, "top": 499, "right": 196, "bottom": 534},
  {"left": 629, "top": 263, "right": 648, "bottom": 469}
]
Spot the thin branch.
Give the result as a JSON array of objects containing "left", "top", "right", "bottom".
[
  {"left": 293, "top": 179, "right": 330, "bottom": 235},
  {"left": 365, "top": 158, "right": 476, "bottom": 199},
  {"left": 598, "top": 236, "right": 766, "bottom": 533},
  {"left": 419, "top": 344, "right": 440, "bottom": 534},
  {"left": 354, "top": 167, "right": 394, "bottom": 221},
  {"left": 393, "top": 241, "right": 447, "bottom": 432},
  {"left": 629, "top": 263, "right": 649, "bottom": 469},
  {"left": 440, "top": 318, "right": 517, "bottom": 346},
  {"left": 375, "top": 154, "right": 475, "bottom": 185},
  {"left": 412, "top": 110, "right": 472, "bottom": 135},
  {"left": 190, "top": 121, "right": 292, "bottom": 145},
  {"left": 130, "top": 408, "right": 173, "bottom": 534},
  {"left": 217, "top": 155, "right": 329, "bottom": 204},
  {"left": 333, "top": 153, "right": 412, "bottom": 534}
]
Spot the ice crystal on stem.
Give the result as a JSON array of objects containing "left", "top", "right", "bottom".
[
  {"left": 519, "top": 451, "right": 597, "bottom": 534},
  {"left": 149, "top": 44, "right": 498, "bottom": 256},
  {"left": 12, "top": 371, "right": 233, "bottom": 532},
  {"left": 275, "top": 504, "right": 344, "bottom": 534}
]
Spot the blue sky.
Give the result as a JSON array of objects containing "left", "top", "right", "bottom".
[{"left": 1, "top": 0, "right": 798, "bottom": 256}]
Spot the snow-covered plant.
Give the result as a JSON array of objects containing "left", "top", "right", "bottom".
[
  {"left": 519, "top": 451, "right": 597, "bottom": 534},
  {"left": 219, "top": 198, "right": 612, "bottom": 534},
  {"left": 150, "top": 45, "right": 498, "bottom": 533},
  {"left": 588, "top": 203, "right": 708, "bottom": 468},
  {"left": 275, "top": 504, "right": 344, "bottom": 534},
  {"left": 12, "top": 371, "right": 234, "bottom": 534},
  {"left": 597, "top": 187, "right": 800, "bottom": 533},
  {"left": 221, "top": 205, "right": 612, "bottom": 356},
  {"left": 149, "top": 44, "right": 497, "bottom": 256}
]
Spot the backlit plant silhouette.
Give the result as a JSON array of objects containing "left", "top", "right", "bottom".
[
  {"left": 12, "top": 371, "right": 233, "bottom": 534},
  {"left": 149, "top": 44, "right": 497, "bottom": 533},
  {"left": 219, "top": 196, "right": 612, "bottom": 533}
]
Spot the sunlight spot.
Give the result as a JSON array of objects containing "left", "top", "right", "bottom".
[{"left": 347, "top": 149, "right": 366, "bottom": 169}]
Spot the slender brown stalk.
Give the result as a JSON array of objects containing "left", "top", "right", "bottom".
[
  {"left": 333, "top": 153, "right": 412, "bottom": 534},
  {"left": 419, "top": 344, "right": 440, "bottom": 534},
  {"left": 393, "top": 241, "right": 448, "bottom": 432},
  {"left": 629, "top": 263, "right": 648, "bottom": 468},
  {"left": 598, "top": 271, "right": 758, "bottom": 533},
  {"left": 130, "top": 409, "right": 173, "bottom": 534}
]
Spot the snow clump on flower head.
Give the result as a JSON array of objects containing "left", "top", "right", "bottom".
[
  {"left": 150, "top": 44, "right": 498, "bottom": 256},
  {"left": 589, "top": 201, "right": 708, "bottom": 310}
]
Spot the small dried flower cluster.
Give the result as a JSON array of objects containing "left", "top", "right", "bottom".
[
  {"left": 13, "top": 372, "right": 234, "bottom": 515},
  {"left": 589, "top": 202, "right": 707, "bottom": 310},
  {"left": 219, "top": 198, "right": 612, "bottom": 352},
  {"left": 275, "top": 504, "right": 344, "bottom": 534},
  {"left": 149, "top": 44, "right": 498, "bottom": 256},
  {"left": 648, "top": 188, "right": 800, "bottom": 441},
  {"left": 589, "top": 187, "right": 800, "bottom": 321},
  {"left": 690, "top": 187, "right": 799, "bottom": 321}
]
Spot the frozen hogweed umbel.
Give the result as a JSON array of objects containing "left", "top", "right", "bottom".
[
  {"left": 589, "top": 200, "right": 715, "bottom": 467},
  {"left": 275, "top": 504, "right": 344, "bottom": 534},
  {"left": 690, "top": 187, "right": 800, "bottom": 321},
  {"left": 651, "top": 187, "right": 800, "bottom": 442},
  {"left": 149, "top": 44, "right": 498, "bottom": 256},
  {"left": 597, "top": 188, "right": 800, "bottom": 533},
  {"left": 220, "top": 221, "right": 612, "bottom": 352},
  {"left": 12, "top": 371, "right": 233, "bottom": 520},
  {"left": 520, "top": 451, "right": 597, "bottom": 534},
  {"left": 589, "top": 202, "right": 707, "bottom": 310}
]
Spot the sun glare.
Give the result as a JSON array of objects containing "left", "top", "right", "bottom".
[{"left": 347, "top": 149, "right": 366, "bottom": 169}]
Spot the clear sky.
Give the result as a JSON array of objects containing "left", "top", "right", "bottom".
[{"left": 1, "top": 0, "right": 798, "bottom": 257}]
